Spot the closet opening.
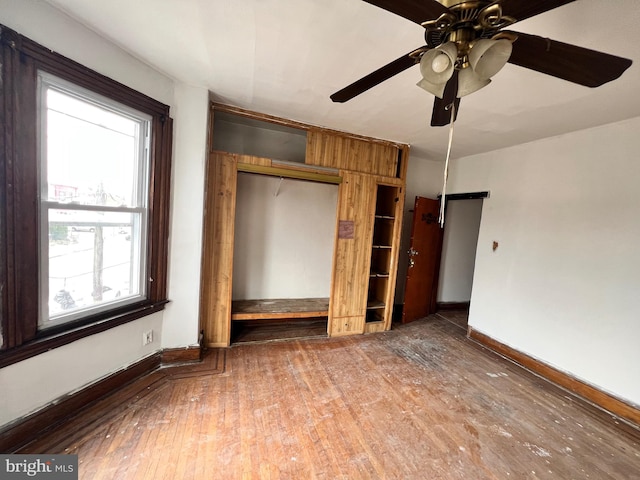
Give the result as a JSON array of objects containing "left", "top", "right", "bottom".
[{"left": 230, "top": 172, "right": 339, "bottom": 343}]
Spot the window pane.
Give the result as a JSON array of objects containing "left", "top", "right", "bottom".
[
  {"left": 38, "top": 72, "right": 152, "bottom": 330},
  {"left": 45, "top": 88, "right": 145, "bottom": 207},
  {"left": 45, "top": 209, "right": 145, "bottom": 326}
]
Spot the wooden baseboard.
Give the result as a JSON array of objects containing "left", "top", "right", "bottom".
[
  {"left": 468, "top": 328, "right": 640, "bottom": 429},
  {"left": 0, "top": 352, "right": 161, "bottom": 453},
  {"left": 437, "top": 301, "right": 470, "bottom": 311},
  {"left": 161, "top": 345, "right": 202, "bottom": 365}
]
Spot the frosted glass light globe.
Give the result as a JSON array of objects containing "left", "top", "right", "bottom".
[{"left": 432, "top": 53, "right": 451, "bottom": 73}]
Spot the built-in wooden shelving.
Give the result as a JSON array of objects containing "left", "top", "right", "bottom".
[
  {"left": 365, "top": 185, "right": 403, "bottom": 326},
  {"left": 200, "top": 103, "right": 408, "bottom": 346}
]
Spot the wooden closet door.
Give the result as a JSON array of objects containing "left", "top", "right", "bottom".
[
  {"left": 200, "top": 152, "right": 238, "bottom": 347},
  {"left": 329, "top": 171, "right": 377, "bottom": 336}
]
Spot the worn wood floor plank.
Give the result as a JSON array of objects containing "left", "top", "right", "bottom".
[{"left": 19, "top": 316, "right": 640, "bottom": 479}]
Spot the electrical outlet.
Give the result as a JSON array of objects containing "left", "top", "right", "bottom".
[{"left": 142, "top": 330, "right": 153, "bottom": 346}]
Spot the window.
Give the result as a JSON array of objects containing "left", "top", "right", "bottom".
[
  {"left": 39, "top": 74, "right": 151, "bottom": 328},
  {"left": 0, "top": 24, "right": 172, "bottom": 367}
]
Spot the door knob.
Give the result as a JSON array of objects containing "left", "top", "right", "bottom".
[
  {"left": 408, "top": 247, "right": 419, "bottom": 257},
  {"left": 409, "top": 258, "right": 415, "bottom": 268}
]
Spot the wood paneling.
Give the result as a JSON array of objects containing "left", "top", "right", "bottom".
[
  {"left": 306, "top": 130, "right": 399, "bottom": 178},
  {"left": 199, "top": 152, "right": 237, "bottom": 347},
  {"left": 328, "top": 172, "right": 377, "bottom": 334},
  {"left": 202, "top": 104, "right": 410, "bottom": 342},
  {"left": 237, "top": 163, "right": 341, "bottom": 184},
  {"left": 233, "top": 153, "right": 272, "bottom": 167},
  {"left": 363, "top": 320, "right": 387, "bottom": 334},
  {"left": 329, "top": 315, "right": 366, "bottom": 337},
  {"left": 16, "top": 318, "right": 640, "bottom": 478}
]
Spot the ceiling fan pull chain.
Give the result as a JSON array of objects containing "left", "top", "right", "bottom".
[{"left": 439, "top": 102, "right": 456, "bottom": 228}]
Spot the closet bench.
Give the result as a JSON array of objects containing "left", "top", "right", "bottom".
[{"left": 231, "top": 298, "right": 330, "bottom": 321}]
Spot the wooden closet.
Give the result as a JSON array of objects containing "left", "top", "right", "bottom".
[{"left": 200, "top": 104, "right": 409, "bottom": 347}]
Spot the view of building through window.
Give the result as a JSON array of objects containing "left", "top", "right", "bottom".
[{"left": 40, "top": 74, "right": 151, "bottom": 328}]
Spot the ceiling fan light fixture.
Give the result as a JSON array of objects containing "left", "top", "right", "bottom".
[
  {"left": 457, "top": 66, "right": 491, "bottom": 97},
  {"left": 432, "top": 53, "right": 452, "bottom": 73},
  {"left": 419, "top": 41, "right": 458, "bottom": 85},
  {"left": 416, "top": 77, "right": 447, "bottom": 99},
  {"left": 468, "top": 38, "right": 513, "bottom": 79}
]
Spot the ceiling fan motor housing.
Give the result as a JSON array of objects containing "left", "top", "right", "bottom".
[{"left": 423, "top": 0, "right": 516, "bottom": 53}]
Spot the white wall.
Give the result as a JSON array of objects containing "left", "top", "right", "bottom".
[
  {"left": 448, "top": 117, "right": 640, "bottom": 406},
  {"left": 0, "top": 0, "right": 207, "bottom": 428},
  {"left": 232, "top": 173, "right": 338, "bottom": 299},
  {"left": 0, "top": 0, "right": 173, "bottom": 105},
  {"left": 161, "top": 84, "right": 208, "bottom": 349},
  {"left": 0, "top": 313, "right": 162, "bottom": 427},
  {"left": 395, "top": 156, "right": 444, "bottom": 303},
  {"left": 437, "top": 199, "right": 483, "bottom": 303}
]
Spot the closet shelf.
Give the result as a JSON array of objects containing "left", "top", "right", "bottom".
[
  {"left": 366, "top": 299, "right": 385, "bottom": 310},
  {"left": 369, "top": 271, "right": 390, "bottom": 278},
  {"left": 231, "top": 298, "right": 329, "bottom": 321}
]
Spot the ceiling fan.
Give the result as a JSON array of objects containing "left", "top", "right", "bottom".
[{"left": 330, "top": 0, "right": 633, "bottom": 126}]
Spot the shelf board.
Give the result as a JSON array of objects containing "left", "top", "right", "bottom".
[
  {"left": 372, "top": 245, "right": 392, "bottom": 249},
  {"left": 366, "top": 300, "right": 385, "bottom": 310},
  {"left": 237, "top": 163, "right": 342, "bottom": 185},
  {"left": 231, "top": 298, "right": 329, "bottom": 320},
  {"left": 370, "top": 271, "right": 390, "bottom": 278},
  {"left": 375, "top": 215, "right": 395, "bottom": 220}
]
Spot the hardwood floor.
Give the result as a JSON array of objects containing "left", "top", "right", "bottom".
[
  {"left": 21, "top": 316, "right": 640, "bottom": 479},
  {"left": 436, "top": 308, "right": 469, "bottom": 331}
]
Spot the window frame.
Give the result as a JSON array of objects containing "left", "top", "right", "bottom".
[
  {"left": 38, "top": 73, "right": 152, "bottom": 328},
  {"left": 0, "top": 24, "right": 173, "bottom": 368}
]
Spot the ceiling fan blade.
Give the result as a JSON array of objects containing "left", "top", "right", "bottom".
[
  {"left": 330, "top": 49, "right": 422, "bottom": 103},
  {"left": 431, "top": 70, "right": 460, "bottom": 127},
  {"left": 362, "top": 0, "right": 451, "bottom": 25},
  {"left": 431, "top": 96, "right": 460, "bottom": 127},
  {"left": 500, "top": 0, "right": 576, "bottom": 24},
  {"left": 507, "top": 31, "right": 633, "bottom": 87}
]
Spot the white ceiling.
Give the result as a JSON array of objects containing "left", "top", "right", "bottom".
[{"left": 45, "top": 0, "right": 640, "bottom": 160}]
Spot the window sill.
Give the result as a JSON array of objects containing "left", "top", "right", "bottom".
[{"left": 0, "top": 300, "right": 170, "bottom": 369}]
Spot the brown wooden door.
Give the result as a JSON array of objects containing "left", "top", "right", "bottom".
[{"left": 402, "top": 197, "right": 444, "bottom": 323}]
